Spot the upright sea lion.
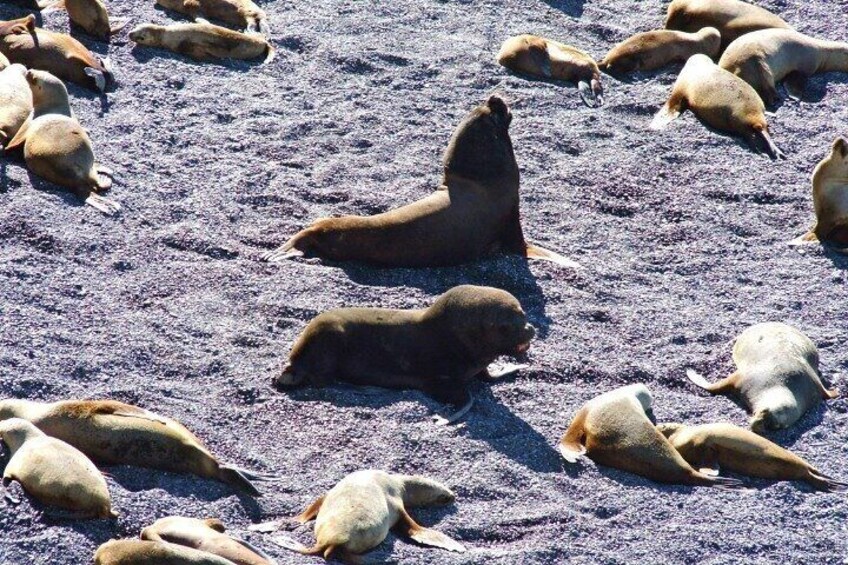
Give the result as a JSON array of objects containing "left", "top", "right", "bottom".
[
  {"left": 599, "top": 27, "right": 721, "bottom": 75},
  {"left": 142, "top": 516, "right": 277, "bottom": 565},
  {"left": 155, "top": 0, "right": 269, "bottom": 35},
  {"left": 791, "top": 137, "right": 848, "bottom": 252},
  {"left": 665, "top": 0, "right": 792, "bottom": 53},
  {"left": 719, "top": 29, "right": 848, "bottom": 107},
  {"left": 264, "top": 95, "right": 576, "bottom": 268},
  {"left": 0, "top": 418, "right": 115, "bottom": 518},
  {"left": 687, "top": 322, "right": 839, "bottom": 432},
  {"left": 0, "top": 61, "right": 31, "bottom": 149},
  {"left": 557, "top": 384, "right": 742, "bottom": 488},
  {"left": 0, "top": 15, "right": 113, "bottom": 92},
  {"left": 45, "top": 0, "right": 129, "bottom": 40},
  {"left": 0, "top": 398, "right": 269, "bottom": 495},
  {"left": 5, "top": 69, "right": 119, "bottom": 215},
  {"left": 129, "top": 20, "right": 274, "bottom": 63},
  {"left": 657, "top": 422, "right": 848, "bottom": 492},
  {"left": 497, "top": 34, "right": 603, "bottom": 107},
  {"left": 264, "top": 470, "right": 464, "bottom": 561},
  {"left": 94, "top": 540, "right": 236, "bottom": 565},
  {"left": 273, "top": 285, "right": 535, "bottom": 425},
  {"left": 650, "top": 54, "right": 784, "bottom": 159}
]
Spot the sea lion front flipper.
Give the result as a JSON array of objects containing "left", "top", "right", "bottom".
[
  {"left": 433, "top": 391, "right": 474, "bottom": 426},
  {"left": 218, "top": 465, "right": 262, "bottom": 496},
  {"left": 84, "top": 67, "right": 107, "bottom": 92},
  {"left": 686, "top": 369, "right": 739, "bottom": 396},
  {"left": 526, "top": 242, "right": 580, "bottom": 268},
  {"left": 558, "top": 405, "right": 588, "bottom": 463},
  {"left": 396, "top": 509, "right": 465, "bottom": 553},
  {"left": 788, "top": 230, "right": 819, "bottom": 246},
  {"left": 263, "top": 43, "right": 276, "bottom": 64},
  {"left": 264, "top": 243, "right": 304, "bottom": 262},
  {"left": 110, "top": 18, "right": 131, "bottom": 35},
  {"left": 479, "top": 363, "right": 527, "bottom": 382},
  {"left": 783, "top": 72, "right": 809, "bottom": 101},
  {"left": 650, "top": 98, "right": 683, "bottom": 130},
  {"left": 578, "top": 79, "right": 604, "bottom": 108},
  {"left": 2, "top": 477, "right": 21, "bottom": 505},
  {"left": 751, "top": 128, "right": 785, "bottom": 160},
  {"left": 295, "top": 494, "right": 325, "bottom": 524},
  {"left": 84, "top": 193, "right": 121, "bottom": 215},
  {"left": 4, "top": 113, "right": 31, "bottom": 152},
  {"left": 695, "top": 446, "right": 720, "bottom": 477}
]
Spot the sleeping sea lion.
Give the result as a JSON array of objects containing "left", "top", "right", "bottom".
[
  {"left": 94, "top": 539, "right": 236, "bottom": 565},
  {"left": 599, "top": 27, "right": 721, "bottom": 75},
  {"left": 686, "top": 322, "right": 839, "bottom": 432},
  {"left": 0, "top": 60, "right": 31, "bottom": 148},
  {"left": 1, "top": 418, "right": 115, "bottom": 518},
  {"left": 129, "top": 20, "right": 274, "bottom": 63},
  {"left": 558, "top": 384, "right": 742, "bottom": 488},
  {"left": 43, "top": 0, "right": 129, "bottom": 39},
  {"left": 657, "top": 422, "right": 848, "bottom": 492},
  {"left": 0, "top": 398, "right": 270, "bottom": 495},
  {"left": 791, "top": 137, "right": 848, "bottom": 252},
  {"left": 155, "top": 0, "right": 269, "bottom": 35},
  {"left": 264, "top": 95, "right": 576, "bottom": 268},
  {"left": 650, "top": 53, "right": 784, "bottom": 159}
]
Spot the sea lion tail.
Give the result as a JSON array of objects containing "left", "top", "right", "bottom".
[
  {"left": 650, "top": 101, "right": 681, "bottom": 130},
  {"left": 788, "top": 230, "right": 819, "bottom": 246},
  {"left": 526, "top": 242, "right": 580, "bottom": 269},
  {"left": 85, "top": 193, "right": 121, "bottom": 216},
  {"left": 218, "top": 465, "right": 264, "bottom": 496}
]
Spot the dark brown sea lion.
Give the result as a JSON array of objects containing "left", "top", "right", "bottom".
[
  {"left": 141, "top": 516, "right": 276, "bottom": 565},
  {"left": 263, "top": 95, "right": 576, "bottom": 268},
  {"left": 129, "top": 20, "right": 274, "bottom": 63},
  {"left": 273, "top": 285, "right": 535, "bottom": 425}
]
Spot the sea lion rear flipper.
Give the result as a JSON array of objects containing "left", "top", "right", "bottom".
[
  {"left": 109, "top": 18, "right": 131, "bottom": 35},
  {"left": 228, "top": 535, "right": 280, "bottom": 564},
  {"left": 432, "top": 392, "right": 474, "bottom": 427},
  {"left": 5, "top": 113, "right": 31, "bottom": 151},
  {"left": 751, "top": 128, "right": 785, "bottom": 160},
  {"left": 526, "top": 242, "right": 580, "bottom": 269},
  {"left": 264, "top": 232, "right": 306, "bottom": 262},
  {"left": 294, "top": 494, "right": 325, "bottom": 524},
  {"left": 650, "top": 99, "right": 683, "bottom": 130},
  {"left": 218, "top": 465, "right": 263, "bottom": 496},
  {"left": 783, "top": 72, "right": 808, "bottom": 101},
  {"left": 788, "top": 230, "right": 819, "bottom": 246},
  {"left": 705, "top": 475, "right": 748, "bottom": 491},
  {"left": 269, "top": 535, "right": 317, "bottom": 554},
  {"left": 479, "top": 363, "right": 527, "bottom": 382},
  {"left": 84, "top": 193, "right": 121, "bottom": 216},
  {"left": 84, "top": 67, "right": 107, "bottom": 93},
  {"left": 686, "top": 369, "right": 738, "bottom": 396},
  {"left": 807, "top": 470, "right": 848, "bottom": 492},
  {"left": 396, "top": 509, "right": 465, "bottom": 553},
  {"left": 557, "top": 405, "right": 588, "bottom": 463}
]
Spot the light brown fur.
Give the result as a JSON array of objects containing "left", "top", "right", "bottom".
[
  {"left": 0, "top": 62, "right": 31, "bottom": 148},
  {"left": 142, "top": 516, "right": 275, "bottom": 565},
  {"left": 58, "top": 0, "right": 128, "bottom": 39},
  {"left": 130, "top": 21, "right": 274, "bottom": 63},
  {"left": 94, "top": 539, "right": 236, "bottom": 565},
  {"left": 600, "top": 27, "right": 721, "bottom": 74},
  {"left": 155, "top": 0, "right": 268, "bottom": 34},
  {"left": 792, "top": 138, "right": 848, "bottom": 251}
]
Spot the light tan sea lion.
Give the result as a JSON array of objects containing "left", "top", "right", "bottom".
[
  {"left": 0, "top": 418, "right": 115, "bottom": 518},
  {"left": 657, "top": 422, "right": 848, "bottom": 492},
  {"left": 0, "top": 61, "right": 31, "bottom": 149},
  {"left": 42, "top": 0, "right": 128, "bottom": 40},
  {"left": 155, "top": 0, "right": 268, "bottom": 35},
  {"left": 264, "top": 96, "right": 576, "bottom": 268},
  {"left": 0, "top": 398, "right": 270, "bottom": 496},
  {"left": 129, "top": 20, "right": 274, "bottom": 63},
  {"left": 665, "top": 0, "right": 792, "bottom": 53},
  {"left": 141, "top": 516, "right": 277, "bottom": 565},
  {"left": 259, "top": 470, "right": 464, "bottom": 562},
  {"left": 497, "top": 34, "right": 603, "bottom": 107},
  {"left": 0, "top": 14, "right": 113, "bottom": 92},
  {"left": 719, "top": 29, "right": 848, "bottom": 107},
  {"left": 791, "top": 137, "right": 848, "bottom": 252},
  {"left": 558, "top": 384, "right": 742, "bottom": 488},
  {"left": 650, "top": 53, "right": 784, "bottom": 159},
  {"left": 5, "top": 69, "right": 119, "bottom": 215},
  {"left": 687, "top": 322, "right": 839, "bottom": 432},
  {"left": 94, "top": 539, "right": 236, "bottom": 565},
  {"left": 599, "top": 27, "right": 721, "bottom": 74}
]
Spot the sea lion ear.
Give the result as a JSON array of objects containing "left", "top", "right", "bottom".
[
  {"left": 833, "top": 137, "right": 848, "bottom": 158},
  {"left": 204, "top": 518, "right": 226, "bottom": 532}
]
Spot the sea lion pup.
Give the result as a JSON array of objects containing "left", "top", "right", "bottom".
[
  {"left": 599, "top": 27, "right": 721, "bottom": 75},
  {"left": 155, "top": 0, "right": 269, "bottom": 35},
  {"left": 557, "top": 384, "right": 742, "bottom": 488},
  {"left": 657, "top": 422, "right": 848, "bottom": 492},
  {"left": 265, "top": 470, "right": 464, "bottom": 561},
  {"left": 791, "top": 137, "right": 848, "bottom": 252},
  {"left": 0, "top": 418, "right": 115, "bottom": 519},
  {"left": 141, "top": 516, "right": 277, "bottom": 565},
  {"left": 0, "top": 15, "right": 113, "bottom": 92},
  {"left": 719, "top": 29, "right": 848, "bottom": 107},
  {"left": 686, "top": 322, "right": 839, "bottom": 433},
  {"left": 44, "top": 0, "right": 129, "bottom": 40},
  {"left": 0, "top": 398, "right": 269, "bottom": 496},
  {"left": 650, "top": 54, "right": 784, "bottom": 159},
  {"left": 496, "top": 34, "right": 603, "bottom": 107},
  {"left": 94, "top": 539, "right": 236, "bottom": 565},
  {"left": 0, "top": 60, "right": 32, "bottom": 149},
  {"left": 129, "top": 20, "right": 274, "bottom": 63},
  {"left": 264, "top": 95, "right": 576, "bottom": 268},
  {"left": 273, "top": 285, "right": 535, "bottom": 425},
  {"left": 665, "top": 0, "right": 792, "bottom": 53},
  {"left": 5, "top": 69, "right": 119, "bottom": 215}
]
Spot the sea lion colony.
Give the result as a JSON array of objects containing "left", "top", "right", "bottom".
[{"left": 0, "top": 0, "right": 845, "bottom": 562}]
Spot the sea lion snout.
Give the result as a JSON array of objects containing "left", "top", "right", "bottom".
[
  {"left": 516, "top": 323, "right": 535, "bottom": 354},
  {"left": 273, "top": 364, "right": 303, "bottom": 389}
]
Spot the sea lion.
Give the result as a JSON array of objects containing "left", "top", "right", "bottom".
[
  {"left": 0, "top": 418, "right": 115, "bottom": 518},
  {"left": 719, "top": 29, "right": 848, "bottom": 107},
  {"left": 557, "top": 384, "right": 742, "bottom": 488},
  {"left": 273, "top": 285, "right": 535, "bottom": 425},
  {"left": 5, "top": 69, "right": 119, "bottom": 215},
  {"left": 665, "top": 0, "right": 792, "bottom": 53},
  {"left": 141, "top": 516, "right": 277, "bottom": 565},
  {"left": 687, "top": 322, "right": 839, "bottom": 432},
  {"left": 0, "top": 398, "right": 269, "bottom": 496},
  {"left": 263, "top": 470, "right": 464, "bottom": 561},
  {"left": 264, "top": 95, "right": 576, "bottom": 268},
  {"left": 155, "top": 0, "right": 269, "bottom": 35},
  {"left": 599, "top": 27, "right": 721, "bottom": 75},
  {"left": 0, "top": 61, "right": 31, "bottom": 149},
  {"left": 94, "top": 540, "right": 236, "bottom": 565},
  {"left": 657, "top": 422, "right": 848, "bottom": 492},
  {"left": 129, "top": 20, "right": 274, "bottom": 63},
  {"left": 496, "top": 34, "right": 603, "bottom": 107},
  {"left": 0, "top": 15, "right": 113, "bottom": 92},
  {"left": 44, "top": 0, "right": 129, "bottom": 40},
  {"left": 650, "top": 54, "right": 784, "bottom": 159},
  {"left": 791, "top": 137, "right": 848, "bottom": 252}
]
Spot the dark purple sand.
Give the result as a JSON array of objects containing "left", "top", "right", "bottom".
[{"left": 1, "top": 0, "right": 847, "bottom": 563}]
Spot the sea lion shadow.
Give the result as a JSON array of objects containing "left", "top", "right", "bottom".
[
  {"left": 23, "top": 170, "right": 88, "bottom": 210},
  {"left": 540, "top": 0, "right": 585, "bottom": 17},
  {"left": 129, "top": 43, "right": 263, "bottom": 72},
  {"left": 796, "top": 72, "right": 848, "bottom": 105},
  {"left": 338, "top": 255, "right": 554, "bottom": 338},
  {"left": 821, "top": 244, "right": 848, "bottom": 269},
  {"left": 591, "top": 465, "right": 701, "bottom": 493},
  {"left": 692, "top": 117, "right": 776, "bottom": 160},
  {"left": 760, "top": 402, "right": 828, "bottom": 449}
]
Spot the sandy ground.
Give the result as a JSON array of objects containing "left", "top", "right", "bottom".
[{"left": 1, "top": 0, "right": 848, "bottom": 563}]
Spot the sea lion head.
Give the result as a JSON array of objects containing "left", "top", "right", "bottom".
[
  {"left": 397, "top": 474, "right": 456, "bottom": 507},
  {"left": 129, "top": 24, "right": 165, "bottom": 46},
  {"left": 442, "top": 95, "right": 518, "bottom": 186},
  {"left": 664, "top": 0, "right": 692, "bottom": 32},
  {"left": 0, "top": 417, "right": 41, "bottom": 451},
  {"left": 497, "top": 35, "right": 552, "bottom": 78},
  {"left": 829, "top": 137, "right": 848, "bottom": 165},
  {"left": 0, "top": 399, "right": 28, "bottom": 420},
  {"left": 25, "top": 69, "right": 69, "bottom": 111},
  {"left": 430, "top": 285, "right": 535, "bottom": 360}
]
